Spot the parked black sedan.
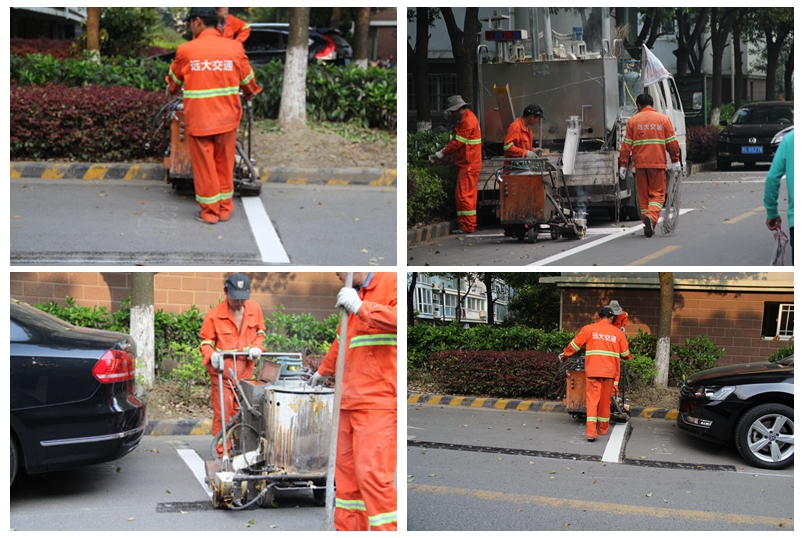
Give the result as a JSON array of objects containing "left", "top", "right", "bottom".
[
  {"left": 716, "top": 101, "right": 794, "bottom": 170},
  {"left": 677, "top": 356, "right": 793, "bottom": 469},
  {"left": 10, "top": 299, "right": 147, "bottom": 485}
]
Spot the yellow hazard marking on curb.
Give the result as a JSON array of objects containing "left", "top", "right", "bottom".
[
  {"left": 725, "top": 206, "right": 765, "bottom": 224},
  {"left": 407, "top": 484, "right": 794, "bottom": 529},
  {"left": 287, "top": 178, "right": 308, "bottom": 185},
  {"left": 516, "top": 401, "right": 532, "bottom": 411},
  {"left": 541, "top": 402, "right": 559, "bottom": 411},
  {"left": 427, "top": 396, "right": 442, "bottom": 405},
  {"left": 42, "top": 167, "right": 66, "bottom": 179},
  {"left": 407, "top": 394, "right": 423, "bottom": 403},
  {"left": 629, "top": 245, "right": 680, "bottom": 266},
  {"left": 10, "top": 165, "right": 22, "bottom": 178},
  {"left": 494, "top": 400, "right": 508, "bottom": 409},
  {"left": 190, "top": 419, "right": 213, "bottom": 436},
  {"left": 327, "top": 179, "right": 351, "bottom": 185},
  {"left": 370, "top": 169, "right": 397, "bottom": 186},
  {"left": 84, "top": 165, "right": 109, "bottom": 180},
  {"left": 639, "top": 408, "right": 659, "bottom": 418},
  {"left": 665, "top": 410, "right": 678, "bottom": 420},
  {"left": 123, "top": 164, "right": 143, "bottom": 180},
  {"left": 449, "top": 397, "right": 465, "bottom": 406},
  {"left": 470, "top": 398, "right": 487, "bottom": 408}
]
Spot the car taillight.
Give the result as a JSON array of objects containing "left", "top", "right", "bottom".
[
  {"left": 316, "top": 35, "right": 336, "bottom": 60},
  {"left": 93, "top": 349, "right": 135, "bottom": 383}
]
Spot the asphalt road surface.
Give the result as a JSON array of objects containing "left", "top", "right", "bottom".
[
  {"left": 10, "top": 434, "right": 329, "bottom": 531},
  {"left": 407, "top": 166, "right": 792, "bottom": 266},
  {"left": 407, "top": 403, "right": 794, "bottom": 532},
  {"left": 10, "top": 177, "right": 396, "bottom": 266}
]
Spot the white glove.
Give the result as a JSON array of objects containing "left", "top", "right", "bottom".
[
  {"left": 336, "top": 287, "right": 362, "bottom": 315},
  {"left": 248, "top": 347, "right": 261, "bottom": 361},
  {"left": 558, "top": 352, "right": 565, "bottom": 360},
  {"left": 308, "top": 372, "right": 326, "bottom": 387},
  {"left": 671, "top": 161, "right": 682, "bottom": 172},
  {"left": 618, "top": 167, "right": 627, "bottom": 180},
  {"left": 428, "top": 150, "right": 444, "bottom": 163},
  {"left": 525, "top": 150, "right": 537, "bottom": 159},
  {"left": 211, "top": 352, "right": 223, "bottom": 371}
]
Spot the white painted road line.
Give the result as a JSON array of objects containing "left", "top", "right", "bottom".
[
  {"left": 601, "top": 422, "right": 629, "bottom": 463},
  {"left": 242, "top": 197, "right": 290, "bottom": 264},
  {"left": 529, "top": 208, "right": 695, "bottom": 266},
  {"left": 177, "top": 448, "right": 213, "bottom": 498}
]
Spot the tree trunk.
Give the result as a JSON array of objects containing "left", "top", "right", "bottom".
[
  {"left": 484, "top": 273, "right": 495, "bottom": 325},
  {"left": 441, "top": 7, "right": 482, "bottom": 108},
  {"left": 352, "top": 7, "right": 371, "bottom": 68},
  {"left": 709, "top": 8, "right": 739, "bottom": 126},
  {"left": 86, "top": 7, "right": 101, "bottom": 63},
  {"left": 329, "top": 7, "right": 343, "bottom": 29},
  {"left": 411, "top": 8, "right": 432, "bottom": 132},
  {"left": 131, "top": 273, "right": 155, "bottom": 389},
  {"left": 653, "top": 272, "right": 674, "bottom": 388},
  {"left": 278, "top": 8, "right": 309, "bottom": 132},
  {"left": 407, "top": 272, "right": 419, "bottom": 326}
]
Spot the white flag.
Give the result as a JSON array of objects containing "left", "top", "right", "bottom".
[{"left": 642, "top": 44, "right": 670, "bottom": 87}]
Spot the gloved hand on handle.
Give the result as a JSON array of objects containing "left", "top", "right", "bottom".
[
  {"left": 248, "top": 347, "right": 261, "bottom": 361},
  {"left": 336, "top": 287, "right": 362, "bottom": 315},
  {"left": 671, "top": 161, "right": 682, "bottom": 172},
  {"left": 558, "top": 352, "right": 565, "bottom": 361},
  {"left": 211, "top": 351, "right": 223, "bottom": 371},
  {"left": 618, "top": 167, "right": 627, "bottom": 180},
  {"left": 428, "top": 149, "right": 445, "bottom": 163},
  {"left": 308, "top": 372, "right": 327, "bottom": 387}
]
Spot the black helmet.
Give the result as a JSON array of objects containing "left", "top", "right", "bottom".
[
  {"left": 523, "top": 103, "right": 545, "bottom": 120},
  {"left": 599, "top": 306, "right": 615, "bottom": 318}
]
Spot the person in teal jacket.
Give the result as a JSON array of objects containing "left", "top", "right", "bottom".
[{"left": 764, "top": 129, "right": 794, "bottom": 263}]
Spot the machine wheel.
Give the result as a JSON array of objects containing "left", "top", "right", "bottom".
[
  {"left": 516, "top": 227, "right": 525, "bottom": 241},
  {"left": 734, "top": 403, "right": 794, "bottom": 470},
  {"left": 525, "top": 226, "right": 537, "bottom": 244},
  {"left": 234, "top": 140, "right": 262, "bottom": 197},
  {"left": 210, "top": 419, "right": 259, "bottom": 460},
  {"left": 661, "top": 170, "right": 681, "bottom": 234},
  {"left": 11, "top": 436, "right": 19, "bottom": 486},
  {"left": 313, "top": 488, "right": 327, "bottom": 507}
]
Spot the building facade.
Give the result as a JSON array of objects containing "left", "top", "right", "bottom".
[{"left": 411, "top": 274, "right": 512, "bottom": 324}]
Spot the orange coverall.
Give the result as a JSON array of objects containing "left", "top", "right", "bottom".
[
  {"left": 618, "top": 105, "right": 681, "bottom": 226},
  {"left": 166, "top": 28, "right": 261, "bottom": 223},
  {"left": 612, "top": 311, "right": 629, "bottom": 332},
  {"left": 317, "top": 272, "right": 397, "bottom": 531},
  {"left": 563, "top": 319, "right": 631, "bottom": 438},
  {"left": 217, "top": 14, "right": 251, "bottom": 43},
  {"left": 442, "top": 109, "right": 482, "bottom": 233},
  {"left": 199, "top": 299, "right": 266, "bottom": 455},
  {"left": 503, "top": 117, "right": 533, "bottom": 159}
]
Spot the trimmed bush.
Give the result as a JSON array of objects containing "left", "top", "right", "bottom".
[
  {"left": 11, "top": 38, "right": 77, "bottom": 59},
  {"left": 10, "top": 84, "right": 168, "bottom": 161},
  {"left": 408, "top": 167, "right": 453, "bottom": 227},
  {"left": 429, "top": 350, "right": 561, "bottom": 399},
  {"left": 686, "top": 125, "right": 720, "bottom": 163}
]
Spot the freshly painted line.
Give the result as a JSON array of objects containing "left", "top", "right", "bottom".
[
  {"left": 407, "top": 483, "right": 794, "bottom": 528},
  {"left": 601, "top": 422, "right": 628, "bottom": 463},
  {"left": 628, "top": 245, "right": 681, "bottom": 266},
  {"left": 177, "top": 448, "right": 213, "bottom": 498},
  {"left": 242, "top": 197, "right": 290, "bottom": 264},
  {"left": 529, "top": 209, "right": 694, "bottom": 266}
]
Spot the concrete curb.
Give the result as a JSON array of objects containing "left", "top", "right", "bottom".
[
  {"left": 406, "top": 161, "right": 717, "bottom": 247},
  {"left": 145, "top": 418, "right": 212, "bottom": 436},
  {"left": 407, "top": 392, "right": 679, "bottom": 420},
  {"left": 10, "top": 161, "right": 396, "bottom": 187}
]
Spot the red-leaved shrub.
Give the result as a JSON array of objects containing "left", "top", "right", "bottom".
[
  {"left": 686, "top": 125, "right": 720, "bottom": 163},
  {"left": 429, "top": 350, "right": 562, "bottom": 399},
  {"left": 10, "top": 38, "right": 78, "bottom": 59},
  {"left": 10, "top": 84, "right": 169, "bottom": 161}
]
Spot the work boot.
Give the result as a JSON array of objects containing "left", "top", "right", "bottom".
[
  {"left": 587, "top": 436, "right": 597, "bottom": 442},
  {"left": 643, "top": 216, "right": 654, "bottom": 237},
  {"left": 196, "top": 211, "right": 219, "bottom": 225}
]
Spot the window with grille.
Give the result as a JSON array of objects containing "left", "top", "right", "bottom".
[
  {"left": 761, "top": 302, "right": 794, "bottom": 339},
  {"left": 415, "top": 287, "right": 433, "bottom": 316}
]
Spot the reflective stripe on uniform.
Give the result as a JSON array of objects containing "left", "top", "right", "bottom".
[
  {"left": 184, "top": 86, "right": 240, "bottom": 99},
  {"left": 503, "top": 141, "right": 515, "bottom": 151},
  {"left": 455, "top": 134, "right": 482, "bottom": 145},
  {"left": 241, "top": 69, "right": 255, "bottom": 85},
  {"left": 630, "top": 136, "right": 677, "bottom": 147},
  {"left": 585, "top": 349, "right": 622, "bottom": 358},
  {"left": 349, "top": 334, "right": 397, "bottom": 348},
  {"left": 336, "top": 498, "right": 366, "bottom": 511},
  {"left": 368, "top": 510, "right": 398, "bottom": 527},
  {"left": 456, "top": 209, "right": 476, "bottom": 216},
  {"left": 196, "top": 189, "right": 234, "bottom": 205}
]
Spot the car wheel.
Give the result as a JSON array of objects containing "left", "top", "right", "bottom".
[
  {"left": 11, "top": 436, "right": 19, "bottom": 486},
  {"left": 734, "top": 402, "right": 794, "bottom": 470},
  {"left": 716, "top": 158, "right": 731, "bottom": 171}
]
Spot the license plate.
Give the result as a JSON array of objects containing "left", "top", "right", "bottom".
[{"left": 741, "top": 145, "right": 763, "bottom": 154}]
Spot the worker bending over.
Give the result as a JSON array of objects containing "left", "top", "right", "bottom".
[{"left": 504, "top": 103, "right": 545, "bottom": 162}]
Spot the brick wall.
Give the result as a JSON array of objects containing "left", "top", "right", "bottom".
[
  {"left": 561, "top": 287, "right": 792, "bottom": 366},
  {"left": 9, "top": 272, "right": 371, "bottom": 321}
]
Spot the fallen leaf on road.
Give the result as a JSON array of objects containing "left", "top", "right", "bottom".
[{"left": 646, "top": 491, "right": 652, "bottom": 497}]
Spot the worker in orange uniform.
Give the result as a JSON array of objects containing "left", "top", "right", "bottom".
[
  {"left": 607, "top": 300, "right": 628, "bottom": 332},
  {"left": 559, "top": 306, "right": 631, "bottom": 442},
  {"left": 309, "top": 272, "right": 397, "bottom": 531},
  {"left": 167, "top": 7, "right": 261, "bottom": 224},
  {"left": 618, "top": 92, "right": 681, "bottom": 237},
  {"left": 200, "top": 273, "right": 266, "bottom": 457},
  {"left": 504, "top": 103, "right": 545, "bottom": 164},
  {"left": 216, "top": 7, "right": 251, "bottom": 43},
  {"left": 430, "top": 95, "right": 483, "bottom": 234}
]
